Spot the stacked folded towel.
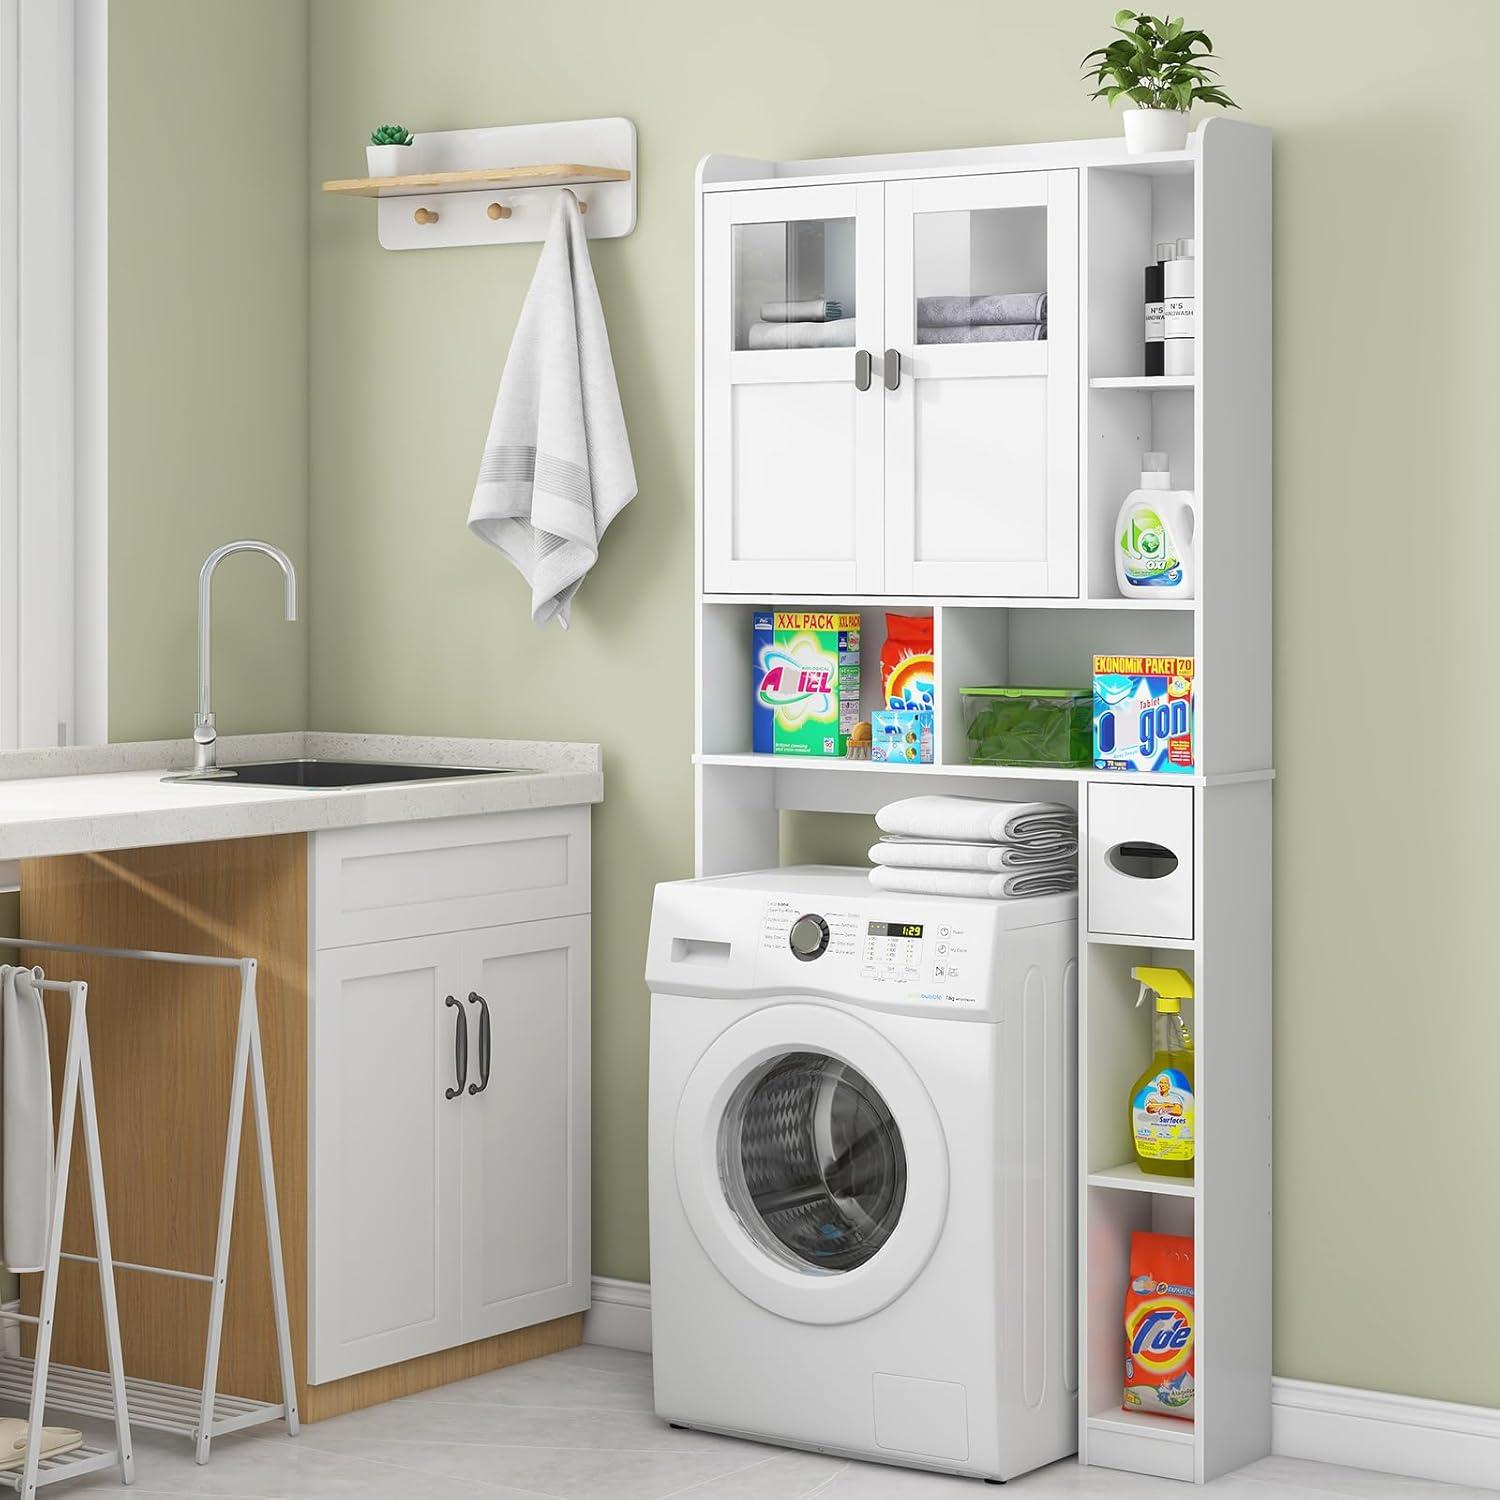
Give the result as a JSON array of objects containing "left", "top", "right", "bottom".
[
  {"left": 746, "top": 296, "right": 854, "bottom": 350},
  {"left": 916, "top": 291, "right": 1047, "bottom": 345},
  {"left": 869, "top": 795, "right": 1077, "bottom": 901}
]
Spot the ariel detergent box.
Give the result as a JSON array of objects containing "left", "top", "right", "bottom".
[
  {"left": 753, "top": 612, "right": 861, "bottom": 757},
  {"left": 1093, "top": 655, "right": 1195, "bottom": 774}
]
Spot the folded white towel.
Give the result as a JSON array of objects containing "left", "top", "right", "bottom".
[
  {"left": 0, "top": 965, "right": 52, "bottom": 1274},
  {"left": 0, "top": 1417, "right": 83, "bottom": 1472},
  {"left": 870, "top": 838, "right": 1077, "bottom": 872},
  {"left": 869, "top": 865, "right": 1078, "bottom": 901},
  {"left": 875, "top": 795, "right": 1076, "bottom": 847},
  {"left": 746, "top": 319, "right": 856, "bottom": 350},
  {"left": 468, "top": 190, "right": 637, "bottom": 629}
]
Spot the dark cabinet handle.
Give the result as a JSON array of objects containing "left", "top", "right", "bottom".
[
  {"left": 883, "top": 348, "right": 901, "bottom": 391},
  {"left": 444, "top": 994, "right": 467, "bottom": 1099},
  {"left": 854, "top": 348, "right": 872, "bottom": 391},
  {"left": 467, "top": 991, "right": 491, "bottom": 1096}
]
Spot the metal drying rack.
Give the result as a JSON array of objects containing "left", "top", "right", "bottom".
[{"left": 0, "top": 938, "right": 300, "bottom": 1494}]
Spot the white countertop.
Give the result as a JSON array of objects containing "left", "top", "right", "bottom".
[{"left": 0, "top": 732, "right": 602, "bottom": 861}]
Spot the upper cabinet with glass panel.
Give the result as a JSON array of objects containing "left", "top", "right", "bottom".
[{"left": 733, "top": 218, "right": 857, "bottom": 352}]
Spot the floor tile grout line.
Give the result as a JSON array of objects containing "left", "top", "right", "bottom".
[{"left": 653, "top": 1452, "right": 787, "bottom": 1499}]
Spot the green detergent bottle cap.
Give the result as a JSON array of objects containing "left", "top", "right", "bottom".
[{"left": 1132, "top": 965, "right": 1194, "bottom": 1014}]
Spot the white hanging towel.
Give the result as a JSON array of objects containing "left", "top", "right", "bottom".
[
  {"left": 0, "top": 965, "right": 52, "bottom": 1273},
  {"left": 468, "top": 190, "right": 637, "bottom": 628}
]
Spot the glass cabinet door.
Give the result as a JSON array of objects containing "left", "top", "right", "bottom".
[
  {"left": 702, "top": 183, "right": 885, "bottom": 595},
  {"left": 883, "top": 171, "right": 1078, "bottom": 596}
]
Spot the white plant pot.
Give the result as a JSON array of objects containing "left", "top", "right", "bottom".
[
  {"left": 1122, "top": 108, "right": 1192, "bottom": 155},
  {"left": 366, "top": 143, "right": 415, "bottom": 178}
]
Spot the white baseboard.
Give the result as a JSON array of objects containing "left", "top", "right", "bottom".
[
  {"left": 582, "top": 1282, "right": 1497, "bottom": 1489},
  {"left": 1273, "top": 1377, "right": 1500, "bottom": 1491},
  {"left": 583, "top": 1276, "right": 652, "bottom": 1354}
]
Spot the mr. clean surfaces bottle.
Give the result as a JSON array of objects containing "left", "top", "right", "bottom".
[{"left": 1115, "top": 452, "right": 1197, "bottom": 598}]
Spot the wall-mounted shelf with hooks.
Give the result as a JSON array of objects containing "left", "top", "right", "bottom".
[{"left": 321, "top": 116, "right": 636, "bottom": 251}]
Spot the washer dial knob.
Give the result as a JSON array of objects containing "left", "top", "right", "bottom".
[{"left": 788, "top": 913, "right": 830, "bottom": 962}]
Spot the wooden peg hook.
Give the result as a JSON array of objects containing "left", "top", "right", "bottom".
[
  {"left": 414, "top": 206, "right": 439, "bottom": 225},
  {"left": 486, "top": 202, "right": 512, "bottom": 220}
]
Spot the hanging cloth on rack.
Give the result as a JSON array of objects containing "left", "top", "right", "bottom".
[
  {"left": 468, "top": 188, "right": 637, "bottom": 629},
  {"left": 0, "top": 965, "right": 53, "bottom": 1273}
]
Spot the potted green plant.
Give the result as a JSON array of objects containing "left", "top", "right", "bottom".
[
  {"left": 1082, "top": 11, "right": 1237, "bottom": 155},
  {"left": 366, "top": 124, "right": 416, "bottom": 178}
]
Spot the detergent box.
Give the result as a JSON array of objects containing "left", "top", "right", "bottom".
[
  {"left": 870, "top": 709, "right": 934, "bottom": 764},
  {"left": 1123, "top": 1231, "right": 1195, "bottom": 1420},
  {"left": 753, "top": 612, "right": 862, "bottom": 757},
  {"left": 1093, "top": 655, "right": 1195, "bottom": 774}
]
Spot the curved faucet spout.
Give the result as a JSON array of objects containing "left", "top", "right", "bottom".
[{"left": 192, "top": 540, "right": 299, "bottom": 776}]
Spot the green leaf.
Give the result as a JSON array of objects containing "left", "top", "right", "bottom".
[{"left": 1114, "top": 8, "right": 1138, "bottom": 24}]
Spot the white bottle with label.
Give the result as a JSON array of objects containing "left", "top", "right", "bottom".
[
  {"left": 1115, "top": 452, "right": 1197, "bottom": 598},
  {"left": 1163, "top": 237, "right": 1195, "bottom": 375}
]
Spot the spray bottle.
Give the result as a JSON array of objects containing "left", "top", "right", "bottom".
[{"left": 1129, "top": 966, "right": 1195, "bottom": 1179}]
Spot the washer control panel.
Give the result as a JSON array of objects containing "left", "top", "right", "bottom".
[{"left": 758, "top": 895, "right": 987, "bottom": 1010}]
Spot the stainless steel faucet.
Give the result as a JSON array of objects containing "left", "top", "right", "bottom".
[{"left": 188, "top": 540, "right": 298, "bottom": 777}]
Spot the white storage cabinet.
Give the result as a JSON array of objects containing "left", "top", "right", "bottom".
[
  {"left": 695, "top": 121, "right": 1272, "bottom": 1485},
  {"left": 306, "top": 806, "right": 591, "bottom": 1385}
]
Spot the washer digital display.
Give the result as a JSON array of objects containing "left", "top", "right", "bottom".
[{"left": 867, "top": 921, "right": 924, "bottom": 939}]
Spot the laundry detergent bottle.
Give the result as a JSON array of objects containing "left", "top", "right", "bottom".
[
  {"left": 1115, "top": 452, "right": 1196, "bottom": 598},
  {"left": 1128, "top": 966, "right": 1195, "bottom": 1179}
]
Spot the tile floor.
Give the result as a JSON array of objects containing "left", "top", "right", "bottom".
[{"left": 29, "top": 1344, "right": 1475, "bottom": 1499}]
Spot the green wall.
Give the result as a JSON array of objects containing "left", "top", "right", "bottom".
[
  {"left": 109, "top": 0, "right": 309, "bottom": 742},
  {"left": 111, "top": 0, "right": 1500, "bottom": 1409}
]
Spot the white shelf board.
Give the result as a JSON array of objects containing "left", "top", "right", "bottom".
[
  {"left": 1087, "top": 1407, "right": 1197, "bottom": 1445},
  {"left": 702, "top": 593, "right": 1196, "bottom": 611},
  {"left": 1087, "top": 929, "right": 1199, "bottom": 950},
  {"left": 695, "top": 753, "right": 1197, "bottom": 785},
  {"left": 1087, "top": 1161, "right": 1197, "bottom": 1198},
  {"left": 1090, "top": 375, "right": 1196, "bottom": 390}
]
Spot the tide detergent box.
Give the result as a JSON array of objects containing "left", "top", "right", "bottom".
[
  {"left": 1093, "top": 655, "right": 1195, "bottom": 774},
  {"left": 1123, "top": 1231, "right": 1195, "bottom": 1420},
  {"left": 753, "top": 611, "right": 861, "bottom": 757}
]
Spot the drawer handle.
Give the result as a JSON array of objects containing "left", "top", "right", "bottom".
[
  {"left": 1106, "top": 841, "right": 1180, "bottom": 880},
  {"left": 883, "top": 348, "right": 901, "bottom": 391},
  {"left": 444, "top": 994, "right": 468, "bottom": 1099},
  {"left": 467, "top": 991, "right": 491, "bottom": 1096},
  {"left": 854, "top": 348, "right": 872, "bottom": 391}
]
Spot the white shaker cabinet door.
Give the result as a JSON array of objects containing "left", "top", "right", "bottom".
[
  {"left": 308, "top": 934, "right": 466, "bottom": 1384},
  {"left": 883, "top": 170, "right": 1078, "bottom": 596},
  {"left": 458, "top": 916, "right": 591, "bottom": 1341},
  {"left": 702, "top": 182, "right": 885, "bottom": 594}
]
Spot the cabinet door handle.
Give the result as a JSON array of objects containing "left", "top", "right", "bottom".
[
  {"left": 467, "top": 991, "right": 491, "bottom": 1096},
  {"left": 444, "top": 994, "right": 467, "bottom": 1100},
  {"left": 883, "top": 348, "right": 901, "bottom": 391},
  {"left": 854, "top": 348, "right": 872, "bottom": 391}
]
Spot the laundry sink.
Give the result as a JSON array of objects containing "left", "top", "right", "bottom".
[{"left": 165, "top": 759, "right": 526, "bottom": 789}]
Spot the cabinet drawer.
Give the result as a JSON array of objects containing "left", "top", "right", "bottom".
[
  {"left": 1086, "top": 783, "right": 1194, "bottom": 941},
  {"left": 312, "top": 806, "right": 590, "bottom": 949}
]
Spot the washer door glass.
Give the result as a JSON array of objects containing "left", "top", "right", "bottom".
[{"left": 718, "top": 1051, "right": 907, "bottom": 1274}]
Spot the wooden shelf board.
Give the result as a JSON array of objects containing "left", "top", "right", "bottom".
[
  {"left": 1086, "top": 1161, "right": 1197, "bottom": 1198},
  {"left": 322, "top": 162, "right": 632, "bottom": 199},
  {"left": 1090, "top": 375, "right": 1196, "bottom": 390},
  {"left": 1087, "top": 1407, "right": 1196, "bottom": 1444}
]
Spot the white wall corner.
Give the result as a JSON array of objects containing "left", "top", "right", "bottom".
[
  {"left": 1273, "top": 1377, "right": 1500, "bottom": 1492},
  {"left": 583, "top": 1276, "right": 651, "bottom": 1354}
]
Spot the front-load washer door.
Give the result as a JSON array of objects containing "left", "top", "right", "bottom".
[{"left": 674, "top": 1002, "right": 949, "bottom": 1325}]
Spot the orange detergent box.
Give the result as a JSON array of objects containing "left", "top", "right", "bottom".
[{"left": 1123, "top": 1231, "right": 1195, "bottom": 1420}]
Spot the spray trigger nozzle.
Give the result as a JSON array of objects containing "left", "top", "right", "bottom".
[{"left": 1131, "top": 965, "right": 1194, "bottom": 1013}]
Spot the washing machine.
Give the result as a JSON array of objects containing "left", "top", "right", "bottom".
[{"left": 645, "top": 866, "right": 1078, "bottom": 1483}]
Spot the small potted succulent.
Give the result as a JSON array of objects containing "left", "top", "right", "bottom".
[
  {"left": 1082, "top": 11, "right": 1237, "bottom": 155},
  {"left": 366, "top": 124, "right": 416, "bottom": 178}
]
